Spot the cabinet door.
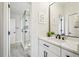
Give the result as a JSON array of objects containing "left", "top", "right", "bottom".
[
  {"left": 39, "top": 45, "right": 57, "bottom": 57},
  {"left": 61, "top": 49, "right": 79, "bottom": 57},
  {"left": 39, "top": 40, "right": 60, "bottom": 56}
]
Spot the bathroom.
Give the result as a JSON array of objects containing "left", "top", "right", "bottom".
[
  {"left": 0, "top": 2, "right": 79, "bottom": 57},
  {"left": 10, "top": 2, "right": 79, "bottom": 57}
]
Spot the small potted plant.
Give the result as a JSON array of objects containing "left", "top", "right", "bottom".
[{"left": 47, "top": 32, "right": 55, "bottom": 37}]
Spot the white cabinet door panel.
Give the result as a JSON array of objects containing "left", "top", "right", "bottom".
[
  {"left": 39, "top": 40, "right": 60, "bottom": 56},
  {"left": 61, "top": 49, "right": 79, "bottom": 57},
  {"left": 39, "top": 45, "right": 57, "bottom": 57}
]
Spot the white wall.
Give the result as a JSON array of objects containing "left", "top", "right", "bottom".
[
  {"left": 31, "top": 2, "right": 39, "bottom": 57},
  {"left": 38, "top": 2, "right": 49, "bottom": 37},
  {"left": 10, "top": 18, "right": 16, "bottom": 44},
  {"left": 10, "top": 14, "right": 22, "bottom": 44},
  {"left": 31, "top": 2, "right": 49, "bottom": 57}
]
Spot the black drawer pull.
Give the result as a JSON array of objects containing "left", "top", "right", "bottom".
[
  {"left": 66, "top": 55, "right": 70, "bottom": 57},
  {"left": 44, "top": 51, "right": 48, "bottom": 57},
  {"left": 43, "top": 44, "right": 49, "bottom": 47}
]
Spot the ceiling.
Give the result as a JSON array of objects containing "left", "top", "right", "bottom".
[{"left": 10, "top": 2, "right": 31, "bottom": 15}]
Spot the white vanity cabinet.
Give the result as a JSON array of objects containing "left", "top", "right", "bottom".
[
  {"left": 38, "top": 39, "right": 60, "bottom": 57},
  {"left": 38, "top": 39, "right": 79, "bottom": 57}
]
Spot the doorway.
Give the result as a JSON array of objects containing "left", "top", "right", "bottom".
[{"left": 9, "top": 2, "right": 31, "bottom": 57}]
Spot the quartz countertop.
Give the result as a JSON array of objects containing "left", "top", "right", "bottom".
[{"left": 39, "top": 37, "right": 79, "bottom": 55}]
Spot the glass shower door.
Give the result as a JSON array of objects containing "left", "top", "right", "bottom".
[{"left": 21, "top": 10, "right": 31, "bottom": 52}]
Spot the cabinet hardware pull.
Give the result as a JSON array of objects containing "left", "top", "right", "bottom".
[
  {"left": 44, "top": 51, "right": 48, "bottom": 57},
  {"left": 66, "top": 55, "right": 70, "bottom": 57},
  {"left": 43, "top": 44, "right": 49, "bottom": 47}
]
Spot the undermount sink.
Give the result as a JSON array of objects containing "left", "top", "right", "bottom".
[{"left": 51, "top": 37, "right": 79, "bottom": 52}]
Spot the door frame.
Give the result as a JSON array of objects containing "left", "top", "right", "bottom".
[
  {"left": 3, "top": 2, "right": 10, "bottom": 57},
  {"left": 8, "top": 2, "right": 10, "bottom": 57}
]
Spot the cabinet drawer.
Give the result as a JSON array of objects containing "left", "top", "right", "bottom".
[
  {"left": 61, "top": 49, "right": 79, "bottom": 57},
  {"left": 39, "top": 40, "right": 60, "bottom": 56},
  {"left": 39, "top": 45, "right": 57, "bottom": 57}
]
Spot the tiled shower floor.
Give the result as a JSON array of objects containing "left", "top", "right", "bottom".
[{"left": 10, "top": 43, "right": 30, "bottom": 57}]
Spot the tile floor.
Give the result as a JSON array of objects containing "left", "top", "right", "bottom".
[{"left": 10, "top": 43, "right": 30, "bottom": 57}]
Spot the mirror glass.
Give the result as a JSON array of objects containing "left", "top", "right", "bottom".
[
  {"left": 50, "top": 2, "right": 79, "bottom": 37},
  {"left": 50, "top": 2, "right": 65, "bottom": 35}
]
